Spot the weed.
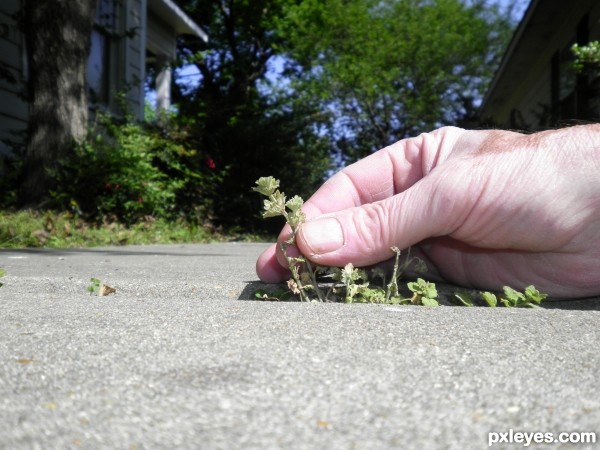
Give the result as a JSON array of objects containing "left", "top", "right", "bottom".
[
  {"left": 87, "top": 277, "right": 117, "bottom": 297},
  {"left": 453, "top": 285, "right": 547, "bottom": 308},
  {"left": 253, "top": 177, "right": 547, "bottom": 307},
  {"left": 406, "top": 278, "right": 439, "bottom": 307},
  {"left": 253, "top": 177, "right": 429, "bottom": 304},
  {"left": 0, "top": 268, "right": 5, "bottom": 288},
  {"left": 88, "top": 278, "right": 101, "bottom": 296}
]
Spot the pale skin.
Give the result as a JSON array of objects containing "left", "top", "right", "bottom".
[{"left": 256, "top": 125, "right": 600, "bottom": 299}]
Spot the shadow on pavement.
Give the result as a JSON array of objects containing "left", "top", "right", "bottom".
[
  {"left": 238, "top": 280, "right": 600, "bottom": 310},
  {"left": 541, "top": 298, "right": 600, "bottom": 311}
]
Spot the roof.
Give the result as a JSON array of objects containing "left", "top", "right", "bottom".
[
  {"left": 478, "top": 0, "right": 569, "bottom": 118},
  {"left": 147, "top": 0, "right": 208, "bottom": 42}
]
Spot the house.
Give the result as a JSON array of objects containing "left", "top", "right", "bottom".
[
  {"left": 479, "top": 0, "right": 600, "bottom": 130},
  {"left": 0, "top": 0, "right": 207, "bottom": 156}
]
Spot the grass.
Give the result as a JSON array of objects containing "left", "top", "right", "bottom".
[{"left": 0, "top": 210, "right": 263, "bottom": 249}]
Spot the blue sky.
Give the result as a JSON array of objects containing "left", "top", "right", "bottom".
[
  {"left": 152, "top": 0, "right": 533, "bottom": 109},
  {"left": 499, "top": 0, "right": 529, "bottom": 22}
]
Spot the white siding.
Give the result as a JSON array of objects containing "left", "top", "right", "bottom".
[
  {"left": 147, "top": 12, "right": 177, "bottom": 58},
  {"left": 0, "top": 0, "right": 204, "bottom": 137}
]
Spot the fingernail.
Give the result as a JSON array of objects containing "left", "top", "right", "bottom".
[{"left": 300, "top": 217, "right": 344, "bottom": 254}]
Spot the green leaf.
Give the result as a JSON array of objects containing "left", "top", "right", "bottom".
[
  {"left": 359, "top": 287, "right": 386, "bottom": 303},
  {"left": 88, "top": 277, "right": 101, "bottom": 295},
  {"left": 254, "top": 289, "right": 270, "bottom": 299},
  {"left": 502, "top": 286, "right": 525, "bottom": 307},
  {"left": 287, "top": 208, "right": 306, "bottom": 228},
  {"left": 285, "top": 195, "right": 304, "bottom": 212},
  {"left": 262, "top": 190, "right": 286, "bottom": 218},
  {"left": 252, "top": 177, "right": 280, "bottom": 196},
  {"left": 523, "top": 285, "right": 547, "bottom": 305},
  {"left": 341, "top": 263, "right": 364, "bottom": 284},
  {"left": 407, "top": 278, "right": 437, "bottom": 299},
  {"left": 454, "top": 292, "right": 474, "bottom": 307},
  {"left": 481, "top": 291, "right": 498, "bottom": 307},
  {"left": 0, "top": 268, "right": 4, "bottom": 288},
  {"left": 254, "top": 287, "right": 290, "bottom": 301},
  {"left": 421, "top": 297, "right": 439, "bottom": 307}
]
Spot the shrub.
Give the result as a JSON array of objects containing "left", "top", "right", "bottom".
[{"left": 50, "top": 112, "right": 224, "bottom": 225}]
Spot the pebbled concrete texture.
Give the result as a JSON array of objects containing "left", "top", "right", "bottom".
[{"left": 0, "top": 243, "right": 599, "bottom": 449}]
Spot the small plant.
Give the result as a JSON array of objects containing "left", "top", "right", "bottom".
[
  {"left": 88, "top": 278, "right": 100, "bottom": 295},
  {"left": 454, "top": 285, "right": 546, "bottom": 308},
  {"left": 407, "top": 278, "right": 439, "bottom": 307},
  {"left": 487, "top": 285, "right": 547, "bottom": 308},
  {"left": 88, "top": 277, "right": 101, "bottom": 296},
  {"left": 254, "top": 286, "right": 294, "bottom": 301},
  {"left": 49, "top": 110, "right": 224, "bottom": 225},
  {"left": 253, "top": 177, "right": 426, "bottom": 304},
  {"left": 253, "top": 177, "right": 549, "bottom": 308},
  {"left": 87, "top": 277, "right": 117, "bottom": 297},
  {"left": 0, "top": 268, "right": 5, "bottom": 288}
]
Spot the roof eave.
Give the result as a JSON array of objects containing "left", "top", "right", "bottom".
[
  {"left": 479, "top": 0, "right": 540, "bottom": 117},
  {"left": 148, "top": 0, "right": 208, "bottom": 42}
]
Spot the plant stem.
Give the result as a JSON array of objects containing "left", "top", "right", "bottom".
[
  {"left": 304, "top": 258, "right": 324, "bottom": 302},
  {"left": 385, "top": 248, "right": 402, "bottom": 301}
]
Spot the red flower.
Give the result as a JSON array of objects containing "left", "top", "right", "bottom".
[
  {"left": 205, "top": 158, "right": 216, "bottom": 170},
  {"left": 137, "top": 197, "right": 143, "bottom": 203}
]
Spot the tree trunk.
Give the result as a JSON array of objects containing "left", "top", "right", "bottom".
[{"left": 21, "top": 0, "right": 95, "bottom": 206}]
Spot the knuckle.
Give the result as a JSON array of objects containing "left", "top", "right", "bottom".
[{"left": 354, "top": 203, "right": 389, "bottom": 251}]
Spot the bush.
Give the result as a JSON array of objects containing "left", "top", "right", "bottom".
[{"left": 50, "top": 112, "right": 224, "bottom": 225}]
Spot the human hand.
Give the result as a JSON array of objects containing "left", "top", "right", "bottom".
[{"left": 256, "top": 125, "right": 600, "bottom": 298}]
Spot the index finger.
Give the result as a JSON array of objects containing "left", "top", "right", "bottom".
[{"left": 301, "top": 126, "right": 464, "bottom": 219}]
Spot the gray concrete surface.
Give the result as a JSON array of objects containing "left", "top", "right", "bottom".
[{"left": 0, "top": 243, "right": 599, "bottom": 450}]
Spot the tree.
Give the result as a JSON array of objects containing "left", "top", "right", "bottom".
[
  {"left": 20, "top": 0, "right": 95, "bottom": 206},
  {"left": 276, "top": 0, "right": 515, "bottom": 162},
  {"left": 174, "top": 0, "right": 332, "bottom": 229}
]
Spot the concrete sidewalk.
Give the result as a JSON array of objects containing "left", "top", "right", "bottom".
[{"left": 0, "top": 243, "right": 599, "bottom": 449}]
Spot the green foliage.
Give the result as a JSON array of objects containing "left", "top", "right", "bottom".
[
  {"left": 481, "top": 291, "right": 498, "bottom": 307},
  {"left": 498, "top": 285, "right": 547, "bottom": 308},
  {"left": 172, "top": 0, "right": 331, "bottom": 230},
  {"left": 453, "top": 286, "right": 546, "bottom": 308},
  {"left": 275, "top": 0, "right": 515, "bottom": 160},
  {"left": 572, "top": 41, "right": 600, "bottom": 74},
  {"left": 407, "top": 278, "right": 439, "bottom": 307},
  {"left": 0, "top": 210, "right": 219, "bottom": 248},
  {"left": 252, "top": 176, "right": 280, "bottom": 197},
  {"left": 254, "top": 287, "right": 293, "bottom": 301},
  {"left": 167, "top": 0, "right": 514, "bottom": 229},
  {"left": 50, "top": 112, "right": 224, "bottom": 225},
  {"left": 88, "top": 277, "right": 101, "bottom": 296},
  {"left": 454, "top": 292, "right": 475, "bottom": 307},
  {"left": 0, "top": 268, "right": 5, "bottom": 288}
]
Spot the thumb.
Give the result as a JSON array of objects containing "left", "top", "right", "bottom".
[{"left": 295, "top": 176, "right": 459, "bottom": 267}]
